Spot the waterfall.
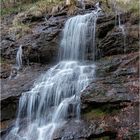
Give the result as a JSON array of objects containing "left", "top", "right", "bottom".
[
  {"left": 59, "top": 13, "right": 96, "bottom": 60},
  {"left": 59, "top": 3, "right": 100, "bottom": 61},
  {"left": 111, "top": 0, "right": 126, "bottom": 52},
  {"left": 16, "top": 45, "right": 23, "bottom": 70},
  {"left": 8, "top": 45, "right": 23, "bottom": 79},
  {"left": 5, "top": 4, "right": 100, "bottom": 140},
  {"left": 118, "top": 13, "right": 126, "bottom": 53}
]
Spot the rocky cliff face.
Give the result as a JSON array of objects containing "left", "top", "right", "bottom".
[{"left": 1, "top": 1, "right": 139, "bottom": 139}]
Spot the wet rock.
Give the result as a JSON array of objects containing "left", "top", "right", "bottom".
[
  {"left": 1, "top": 14, "right": 67, "bottom": 64},
  {"left": 0, "top": 63, "right": 11, "bottom": 79},
  {"left": 1, "top": 64, "right": 48, "bottom": 127},
  {"left": 1, "top": 64, "right": 48, "bottom": 100},
  {"left": 97, "top": 19, "right": 115, "bottom": 39},
  {"left": 0, "top": 120, "right": 15, "bottom": 136},
  {"left": 0, "top": 40, "right": 16, "bottom": 61},
  {"left": 54, "top": 101, "right": 139, "bottom": 139},
  {"left": 51, "top": 3, "right": 66, "bottom": 16},
  {"left": 1, "top": 97, "right": 18, "bottom": 121},
  {"left": 81, "top": 52, "right": 139, "bottom": 139},
  {"left": 96, "top": 15, "right": 139, "bottom": 60},
  {"left": 53, "top": 120, "right": 117, "bottom": 140},
  {"left": 97, "top": 31, "right": 123, "bottom": 58}
]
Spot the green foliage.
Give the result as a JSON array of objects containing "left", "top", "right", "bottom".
[
  {"left": 1, "top": 0, "right": 63, "bottom": 16},
  {"left": 1, "top": 2, "right": 33, "bottom": 16},
  {"left": 1, "top": 0, "right": 139, "bottom": 16},
  {"left": 1, "top": 6, "right": 20, "bottom": 15}
]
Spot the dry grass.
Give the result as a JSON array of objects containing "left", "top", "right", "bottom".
[
  {"left": 6, "top": 0, "right": 65, "bottom": 39},
  {"left": 98, "top": 0, "right": 139, "bottom": 15},
  {"left": 1, "top": 0, "right": 64, "bottom": 16},
  {"left": 9, "top": 23, "right": 31, "bottom": 39},
  {"left": 116, "top": 0, "right": 139, "bottom": 13}
]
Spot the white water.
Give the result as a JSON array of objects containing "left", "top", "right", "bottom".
[
  {"left": 60, "top": 14, "right": 89, "bottom": 60},
  {"left": 5, "top": 4, "right": 100, "bottom": 140},
  {"left": 9, "top": 45, "right": 23, "bottom": 79},
  {"left": 92, "top": 2, "right": 101, "bottom": 60},
  {"left": 118, "top": 13, "right": 126, "bottom": 52},
  {"left": 59, "top": 4, "right": 100, "bottom": 61},
  {"left": 16, "top": 45, "right": 23, "bottom": 70},
  {"left": 111, "top": 0, "right": 126, "bottom": 52}
]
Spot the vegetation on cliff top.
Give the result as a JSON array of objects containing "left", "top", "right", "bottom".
[
  {"left": 1, "top": 0, "right": 64, "bottom": 16},
  {"left": 1, "top": 0, "right": 139, "bottom": 16}
]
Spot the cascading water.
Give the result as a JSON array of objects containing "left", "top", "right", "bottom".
[
  {"left": 5, "top": 4, "right": 100, "bottom": 140},
  {"left": 9, "top": 45, "right": 23, "bottom": 79},
  {"left": 16, "top": 45, "right": 23, "bottom": 70},
  {"left": 118, "top": 13, "right": 126, "bottom": 53},
  {"left": 111, "top": 0, "right": 126, "bottom": 52}
]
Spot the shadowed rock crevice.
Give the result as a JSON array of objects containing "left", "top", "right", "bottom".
[
  {"left": 88, "top": 131, "right": 117, "bottom": 140},
  {"left": 1, "top": 97, "right": 19, "bottom": 122}
]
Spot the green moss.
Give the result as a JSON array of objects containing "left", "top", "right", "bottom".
[
  {"left": 131, "top": 133, "right": 140, "bottom": 140},
  {"left": 84, "top": 104, "right": 120, "bottom": 120},
  {"left": 1, "top": 7, "right": 18, "bottom": 16},
  {"left": 84, "top": 109, "right": 106, "bottom": 119},
  {"left": 101, "top": 104, "right": 120, "bottom": 115},
  {"left": 0, "top": 57, "right": 6, "bottom": 64}
]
